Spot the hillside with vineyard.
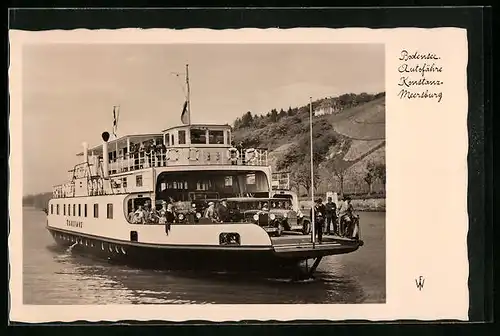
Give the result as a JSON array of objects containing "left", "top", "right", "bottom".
[{"left": 232, "top": 92, "right": 386, "bottom": 197}]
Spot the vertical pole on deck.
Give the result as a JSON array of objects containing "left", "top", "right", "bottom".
[
  {"left": 186, "top": 64, "right": 191, "bottom": 126},
  {"left": 126, "top": 137, "right": 130, "bottom": 171},
  {"left": 309, "top": 97, "right": 315, "bottom": 248},
  {"left": 115, "top": 140, "right": 119, "bottom": 173}
]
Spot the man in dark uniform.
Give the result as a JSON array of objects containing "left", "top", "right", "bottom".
[
  {"left": 164, "top": 203, "right": 176, "bottom": 235},
  {"left": 216, "top": 199, "right": 230, "bottom": 222},
  {"left": 324, "top": 196, "right": 337, "bottom": 235},
  {"left": 310, "top": 198, "right": 326, "bottom": 243}
]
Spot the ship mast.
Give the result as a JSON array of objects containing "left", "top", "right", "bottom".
[
  {"left": 186, "top": 64, "right": 191, "bottom": 125},
  {"left": 309, "top": 96, "right": 316, "bottom": 248}
]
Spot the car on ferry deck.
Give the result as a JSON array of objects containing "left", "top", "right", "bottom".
[
  {"left": 224, "top": 198, "right": 288, "bottom": 236},
  {"left": 267, "top": 198, "right": 312, "bottom": 235}
]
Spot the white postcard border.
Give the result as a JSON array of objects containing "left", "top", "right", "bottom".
[{"left": 9, "top": 27, "right": 469, "bottom": 322}]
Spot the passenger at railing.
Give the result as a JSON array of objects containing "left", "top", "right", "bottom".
[
  {"left": 148, "top": 209, "right": 159, "bottom": 224},
  {"left": 134, "top": 143, "right": 143, "bottom": 169},
  {"left": 129, "top": 143, "right": 139, "bottom": 170},
  {"left": 185, "top": 203, "right": 198, "bottom": 223},
  {"left": 131, "top": 205, "right": 146, "bottom": 224},
  {"left": 162, "top": 203, "right": 176, "bottom": 234},
  {"left": 216, "top": 199, "right": 230, "bottom": 222},
  {"left": 339, "top": 196, "right": 356, "bottom": 237},
  {"left": 166, "top": 203, "right": 177, "bottom": 222},
  {"left": 204, "top": 201, "right": 217, "bottom": 222},
  {"left": 156, "top": 143, "right": 166, "bottom": 167},
  {"left": 144, "top": 143, "right": 154, "bottom": 168},
  {"left": 144, "top": 200, "right": 158, "bottom": 224},
  {"left": 158, "top": 201, "right": 175, "bottom": 224},
  {"left": 157, "top": 202, "right": 168, "bottom": 224}
]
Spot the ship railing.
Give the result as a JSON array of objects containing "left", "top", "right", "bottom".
[
  {"left": 107, "top": 147, "right": 269, "bottom": 175},
  {"left": 52, "top": 182, "right": 75, "bottom": 199}
]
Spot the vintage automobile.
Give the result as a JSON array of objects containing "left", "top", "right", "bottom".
[
  {"left": 267, "top": 198, "right": 311, "bottom": 235},
  {"left": 270, "top": 190, "right": 312, "bottom": 235},
  {"left": 225, "top": 198, "right": 285, "bottom": 236}
]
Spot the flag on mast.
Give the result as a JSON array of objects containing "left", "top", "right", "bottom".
[
  {"left": 112, "top": 106, "right": 119, "bottom": 137},
  {"left": 181, "top": 100, "right": 189, "bottom": 124}
]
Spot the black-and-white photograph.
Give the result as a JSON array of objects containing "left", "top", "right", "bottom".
[{"left": 21, "top": 43, "right": 386, "bottom": 305}]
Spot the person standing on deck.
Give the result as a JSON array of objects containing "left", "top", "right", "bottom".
[
  {"left": 165, "top": 203, "right": 176, "bottom": 223},
  {"left": 310, "top": 198, "right": 326, "bottom": 244},
  {"left": 149, "top": 203, "right": 159, "bottom": 223},
  {"left": 324, "top": 197, "right": 337, "bottom": 235},
  {"left": 132, "top": 205, "right": 146, "bottom": 224},
  {"left": 158, "top": 201, "right": 168, "bottom": 224},
  {"left": 204, "top": 202, "right": 217, "bottom": 222},
  {"left": 216, "top": 199, "right": 230, "bottom": 222},
  {"left": 338, "top": 196, "right": 351, "bottom": 236},
  {"left": 164, "top": 203, "right": 176, "bottom": 234},
  {"left": 143, "top": 200, "right": 152, "bottom": 223}
]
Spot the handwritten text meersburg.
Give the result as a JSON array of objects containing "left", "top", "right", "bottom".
[{"left": 397, "top": 50, "right": 443, "bottom": 103}]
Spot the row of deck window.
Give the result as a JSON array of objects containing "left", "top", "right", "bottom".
[{"left": 50, "top": 202, "right": 114, "bottom": 219}]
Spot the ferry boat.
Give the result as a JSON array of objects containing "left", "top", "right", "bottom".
[
  {"left": 46, "top": 122, "right": 363, "bottom": 278},
  {"left": 46, "top": 68, "right": 363, "bottom": 279}
]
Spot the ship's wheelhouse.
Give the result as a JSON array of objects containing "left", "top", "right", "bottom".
[{"left": 162, "top": 124, "right": 232, "bottom": 148}]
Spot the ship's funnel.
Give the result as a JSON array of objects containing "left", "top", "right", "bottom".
[
  {"left": 82, "top": 142, "right": 89, "bottom": 163},
  {"left": 101, "top": 131, "right": 110, "bottom": 179},
  {"left": 102, "top": 131, "right": 110, "bottom": 142}
]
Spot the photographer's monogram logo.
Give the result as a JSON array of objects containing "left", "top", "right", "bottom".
[{"left": 415, "top": 276, "right": 425, "bottom": 291}]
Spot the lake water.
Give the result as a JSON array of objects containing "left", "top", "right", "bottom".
[{"left": 22, "top": 207, "right": 385, "bottom": 304}]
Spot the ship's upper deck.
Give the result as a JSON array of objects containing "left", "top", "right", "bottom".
[
  {"left": 52, "top": 124, "right": 289, "bottom": 199},
  {"left": 76, "top": 124, "right": 269, "bottom": 176}
]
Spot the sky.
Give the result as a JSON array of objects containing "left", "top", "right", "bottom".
[{"left": 22, "top": 43, "right": 384, "bottom": 195}]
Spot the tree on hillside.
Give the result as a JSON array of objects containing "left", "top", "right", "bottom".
[
  {"left": 374, "top": 162, "right": 386, "bottom": 188},
  {"left": 317, "top": 165, "right": 337, "bottom": 193},
  {"left": 325, "top": 158, "right": 351, "bottom": 197},
  {"left": 241, "top": 111, "right": 254, "bottom": 128},
  {"left": 364, "top": 161, "right": 376, "bottom": 195},
  {"left": 358, "top": 92, "right": 374, "bottom": 104},
  {"left": 270, "top": 109, "right": 278, "bottom": 122},
  {"left": 233, "top": 117, "right": 242, "bottom": 129},
  {"left": 291, "top": 162, "right": 320, "bottom": 196},
  {"left": 276, "top": 144, "right": 302, "bottom": 171},
  {"left": 231, "top": 91, "right": 386, "bottom": 131},
  {"left": 278, "top": 108, "right": 287, "bottom": 119}
]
